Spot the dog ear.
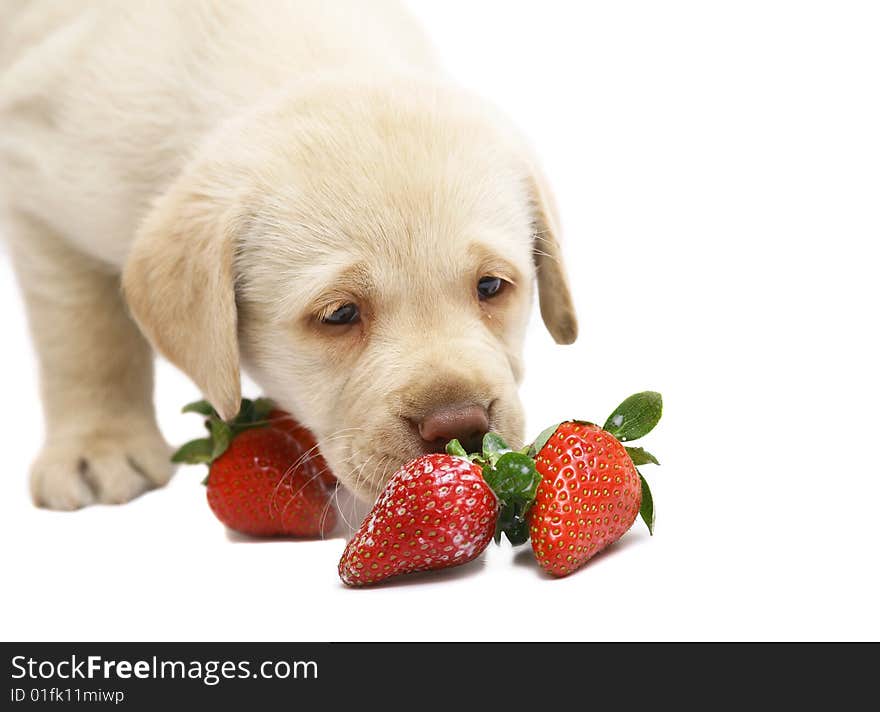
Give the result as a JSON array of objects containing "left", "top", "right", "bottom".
[
  {"left": 529, "top": 166, "right": 578, "bottom": 344},
  {"left": 122, "top": 169, "right": 243, "bottom": 421}
]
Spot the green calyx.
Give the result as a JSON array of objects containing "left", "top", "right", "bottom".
[
  {"left": 602, "top": 391, "right": 661, "bottom": 535},
  {"left": 171, "top": 397, "right": 276, "bottom": 471},
  {"left": 446, "top": 435, "right": 542, "bottom": 546},
  {"left": 603, "top": 391, "right": 662, "bottom": 442}
]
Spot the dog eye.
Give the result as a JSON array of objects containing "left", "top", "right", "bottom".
[
  {"left": 322, "top": 303, "right": 360, "bottom": 325},
  {"left": 477, "top": 276, "right": 505, "bottom": 300}
]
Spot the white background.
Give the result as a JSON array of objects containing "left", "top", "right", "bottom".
[{"left": 1, "top": 1, "right": 878, "bottom": 642}]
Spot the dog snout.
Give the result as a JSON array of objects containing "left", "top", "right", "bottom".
[{"left": 414, "top": 404, "right": 489, "bottom": 454}]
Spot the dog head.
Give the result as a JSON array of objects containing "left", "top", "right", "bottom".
[{"left": 123, "top": 78, "right": 576, "bottom": 501}]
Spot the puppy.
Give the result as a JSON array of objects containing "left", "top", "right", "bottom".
[{"left": 0, "top": 0, "right": 576, "bottom": 509}]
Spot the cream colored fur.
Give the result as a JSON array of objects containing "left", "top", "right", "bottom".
[{"left": 0, "top": 0, "right": 576, "bottom": 509}]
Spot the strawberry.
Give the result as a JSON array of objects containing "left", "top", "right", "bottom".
[
  {"left": 173, "top": 398, "right": 337, "bottom": 537},
  {"left": 529, "top": 392, "right": 662, "bottom": 577},
  {"left": 339, "top": 436, "right": 540, "bottom": 586},
  {"left": 530, "top": 422, "right": 641, "bottom": 576}
]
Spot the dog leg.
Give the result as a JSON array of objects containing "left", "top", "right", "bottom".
[{"left": 7, "top": 214, "right": 174, "bottom": 510}]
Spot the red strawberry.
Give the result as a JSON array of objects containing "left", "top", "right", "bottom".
[
  {"left": 173, "top": 398, "right": 337, "bottom": 537},
  {"left": 338, "top": 454, "right": 497, "bottom": 586},
  {"left": 268, "top": 408, "right": 337, "bottom": 488},
  {"left": 529, "top": 392, "right": 662, "bottom": 577},
  {"left": 530, "top": 422, "right": 641, "bottom": 575},
  {"left": 206, "top": 426, "right": 336, "bottom": 537},
  {"left": 339, "top": 436, "right": 542, "bottom": 586}
]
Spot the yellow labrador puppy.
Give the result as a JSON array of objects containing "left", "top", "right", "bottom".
[{"left": 0, "top": 0, "right": 576, "bottom": 509}]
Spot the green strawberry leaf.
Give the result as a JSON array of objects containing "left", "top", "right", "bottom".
[
  {"left": 481, "top": 432, "right": 510, "bottom": 466},
  {"left": 494, "top": 501, "right": 532, "bottom": 546},
  {"left": 637, "top": 469, "right": 655, "bottom": 535},
  {"left": 181, "top": 400, "right": 216, "bottom": 416},
  {"left": 235, "top": 398, "right": 256, "bottom": 424},
  {"left": 446, "top": 439, "right": 468, "bottom": 458},
  {"left": 529, "top": 422, "right": 561, "bottom": 458},
  {"left": 171, "top": 438, "right": 214, "bottom": 465},
  {"left": 604, "top": 392, "right": 663, "bottom": 442},
  {"left": 626, "top": 446, "right": 660, "bottom": 466},
  {"left": 500, "top": 511, "right": 531, "bottom": 546},
  {"left": 177, "top": 396, "right": 279, "bottom": 469},
  {"left": 444, "top": 433, "right": 540, "bottom": 546},
  {"left": 482, "top": 452, "right": 541, "bottom": 546},
  {"left": 483, "top": 452, "right": 541, "bottom": 504},
  {"left": 209, "top": 418, "right": 233, "bottom": 460},
  {"left": 251, "top": 397, "right": 276, "bottom": 423}
]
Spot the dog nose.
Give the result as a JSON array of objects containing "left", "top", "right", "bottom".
[{"left": 417, "top": 404, "right": 489, "bottom": 454}]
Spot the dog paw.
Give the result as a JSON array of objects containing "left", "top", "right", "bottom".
[{"left": 30, "top": 427, "right": 175, "bottom": 510}]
